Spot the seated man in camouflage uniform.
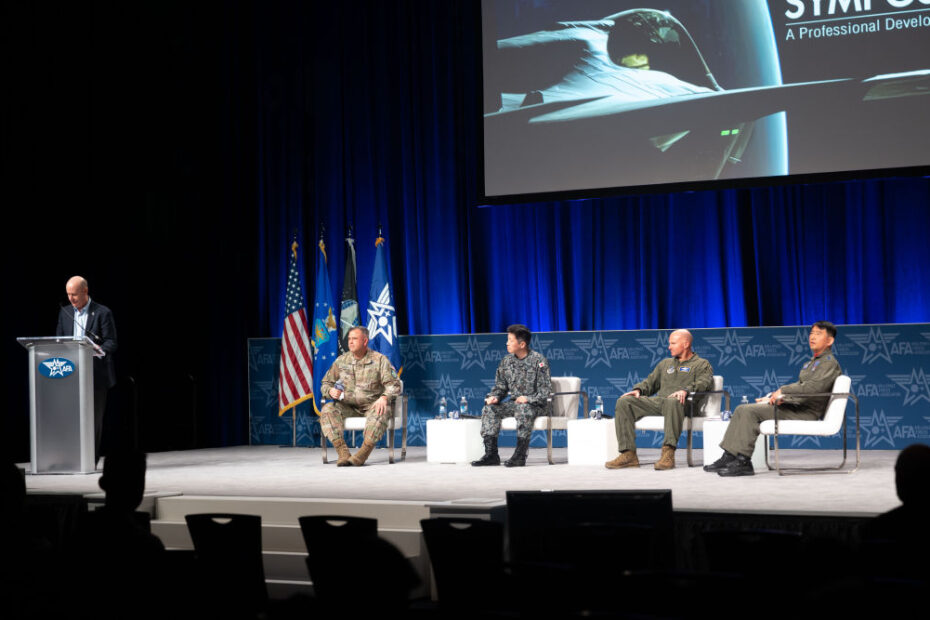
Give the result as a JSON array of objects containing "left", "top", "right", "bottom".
[
  {"left": 472, "top": 324, "right": 552, "bottom": 468},
  {"left": 606, "top": 329, "right": 714, "bottom": 471},
  {"left": 705, "top": 321, "right": 842, "bottom": 477},
  {"left": 319, "top": 326, "right": 402, "bottom": 466}
]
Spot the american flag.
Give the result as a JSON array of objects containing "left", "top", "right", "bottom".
[{"left": 278, "top": 240, "right": 314, "bottom": 415}]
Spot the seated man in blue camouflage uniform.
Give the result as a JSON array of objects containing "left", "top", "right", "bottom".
[
  {"left": 319, "top": 326, "right": 402, "bottom": 466},
  {"left": 472, "top": 324, "right": 552, "bottom": 467},
  {"left": 704, "top": 321, "right": 842, "bottom": 477}
]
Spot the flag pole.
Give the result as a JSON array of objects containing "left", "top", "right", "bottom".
[{"left": 290, "top": 233, "right": 297, "bottom": 448}]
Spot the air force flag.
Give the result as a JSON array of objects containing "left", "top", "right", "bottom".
[
  {"left": 311, "top": 237, "right": 339, "bottom": 411},
  {"left": 367, "top": 234, "right": 402, "bottom": 374}
]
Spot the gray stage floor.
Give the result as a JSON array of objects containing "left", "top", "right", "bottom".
[{"left": 24, "top": 445, "right": 900, "bottom": 516}]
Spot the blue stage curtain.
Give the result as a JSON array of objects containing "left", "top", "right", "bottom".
[{"left": 253, "top": 1, "right": 930, "bottom": 338}]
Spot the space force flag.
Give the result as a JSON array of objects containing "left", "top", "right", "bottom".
[
  {"left": 278, "top": 240, "right": 314, "bottom": 415},
  {"left": 311, "top": 236, "right": 339, "bottom": 412},
  {"left": 366, "top": 233, "right": 402, "bottom": 374}
]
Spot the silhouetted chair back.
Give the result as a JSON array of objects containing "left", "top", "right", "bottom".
[
  {"left": 420, "top": 518, "right": 505, "bottom": 610},
  {"left": 299, "top": 516, "right": 378, "bottom": 602},
  {"left": 298, "top": 514, "right": 378, "bottom": 554},
  {"left": 549, "top": 522, "right": 659, "bottom": 572},
  {"left": 185, "top": 513, "right": 267, "bottom": 616},
  {"left": 507, "top": 490, "right": 674, "bottom": 614},
  {"left": 508, "top": 490, "right": 674, "bottom": 569},
  {"left": 702, "top": 528, "right": 803, "bottom": 576}
]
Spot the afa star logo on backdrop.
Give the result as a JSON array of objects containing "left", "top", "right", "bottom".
[
  {"left": 255, "top": 380, "right": 279, "bottom": 408},
  {"left": 249, "top": 349, "right": 276, "bottom": 373},
  {"left": 635, "top": 332, "right": 670, "bottom": 367},
  {"left": 606, "top": 372, "right": 646, "bottom": 394},
  {"left": 367, "top": 284, "right": 397, "bottom": 346},
  {"left": 848, "top": 328, "right": 898, "bottom": 365},
  {"left": 294, "top": 410, "right": 315, "bottom": 446},
  {"left": 773, "top": 330, "right": 811, "bottom": 366},
  {"left": 400, "top": 339, "right": 432, "bottom": 372},
  {"left": 530, "top": 336, "right": 555, "bottom": 359},
  {"left": 422, "top": 374, "right": 465, "bottom": 409},
  {"left": 449, "top": 337, "right": 491, "bottom": 370},
  {"left": 572, "top": 333, "right": 617, "bottom": 368},
  {"left": 580, "top": 380, "right": 604, "bottom": 401},
  {"left": 637, "top": 428, "right": 666, "bottom": 447},
  {"left": 703, "top": 331, "right": 753, "bottom": 366},
  {"left": 789, "top": 435, "right": 823, "bottom": 448},
  {"left": 742, "top": 370, "right": 794, "bottom": 397},
  {"left": 887, "top": 368, "right": 930, "bottom": 406},
  {"left": 862, "top": 410, "right": 902, "bottom": 448}
]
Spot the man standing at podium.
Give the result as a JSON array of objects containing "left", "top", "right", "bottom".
[{"left": 56, "top": 276, "right": 118, "bottom": 460}]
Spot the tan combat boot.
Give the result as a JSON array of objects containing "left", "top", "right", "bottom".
[
  {"left": 348, "top": 439, "right": 376, "bottom": 466},
  {"left": 605, "top": 450, "right": 639, "bottom": 469},
  {"left": 655, "top": 445, "right": 676, "bottom": 470},
  {"left": 333, "top": 438, "right": 352, "bottom": 467}
]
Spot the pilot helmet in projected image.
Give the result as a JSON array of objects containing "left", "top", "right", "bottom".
[{"left": 605, "top": 9, "right": 721, "bottom": 92}]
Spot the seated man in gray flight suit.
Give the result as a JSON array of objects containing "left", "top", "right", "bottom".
[
  {"left": 704, "top": 321, "right": 842, "bottom": 477},
  {"left": 606, "top": 329, "right": 714, "bottom": 470}
]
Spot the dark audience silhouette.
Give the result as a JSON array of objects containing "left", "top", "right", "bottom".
[
  {"left": 68, "top": 450, "right": 167, "bottom": 619},
  {"left": 861, "top": 442, "right": 930, "bottom": 580}
]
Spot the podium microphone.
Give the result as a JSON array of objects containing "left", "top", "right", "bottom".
[{"left": 59, "top": 302, "right": 101, "bottom": 343}]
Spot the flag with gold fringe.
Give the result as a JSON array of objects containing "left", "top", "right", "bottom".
[{"left": 278, "top": 239, "right": 314, "bottom": 415}]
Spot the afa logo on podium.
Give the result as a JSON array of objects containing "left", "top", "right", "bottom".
[{"left": 40, "top": 357, "right": 75, "bottom": 379}]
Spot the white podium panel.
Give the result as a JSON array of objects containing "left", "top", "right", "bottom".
[
  {"left": 702, "top": 419, "right": 767, "bottom": 469},
  {"left": 18, "top": 336, "right": 96, "bottom": 474},
  {"left": 567, "top": 418, "right": 618, "bottom": 465},
  {"left": 426, "top": 419, "right": 484, "bottom": 464}
]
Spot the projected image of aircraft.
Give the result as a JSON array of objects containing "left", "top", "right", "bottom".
[{"left": 483, "top": 8, "right": 930, "bottom": 195}]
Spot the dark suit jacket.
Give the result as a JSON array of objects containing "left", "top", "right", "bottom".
[{"left": 56, "top": 300, "right": 118, "bottom": 389}]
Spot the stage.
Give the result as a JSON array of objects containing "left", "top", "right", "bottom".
[{"left": 24, "top": 444, "right": 897, "bottom": 515}]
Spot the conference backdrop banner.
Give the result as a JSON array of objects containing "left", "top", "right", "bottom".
[{"left": 249, "top": 324, "right": 930, "bottom": 450}]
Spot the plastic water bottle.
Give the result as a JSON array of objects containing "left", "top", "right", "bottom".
[
  {"left": 457, "top": 396, "right": 468, "bottom": 419},
  {"left": 438, "top": 397, "right": 448, "bottom": 419},
  {"left": 594, "top": 395, "right": 604, "bottom": 419}
]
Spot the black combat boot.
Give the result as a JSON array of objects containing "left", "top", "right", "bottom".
[
  {"left": 471, "top": 436, "right": 501, "bottom": 466},
  {"left": 504, "top": 437, "right": 530, "bottom": 467},
  {"left": 717, "top": 453, "right": 754, "bottom": 477},
  {"left": 703, "top": 450, "right": 737, "bottom": 473}
]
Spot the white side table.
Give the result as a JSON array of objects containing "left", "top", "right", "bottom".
[
  {"left": 702, "top": 419, "right": 767, "bottom": 469},
  {"left": 567, "top": 418, "right": 618, "bottom": 465},
  {"left": 426, "top": 419, "right": 484, "bottom": 464}
]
